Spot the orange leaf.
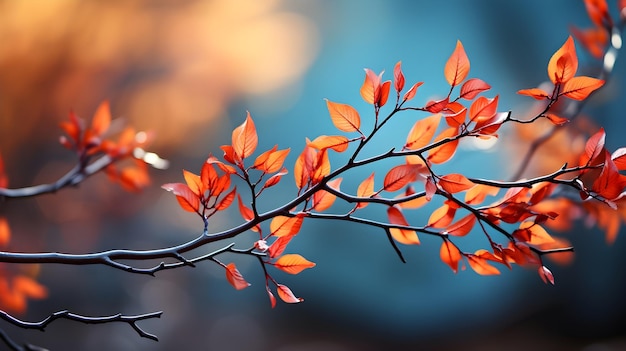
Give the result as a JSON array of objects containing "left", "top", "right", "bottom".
[
  {"left": 387, "top": 206, "right": 420, "bottom": 245},
  {"left": 427, "top": 203, "right": 456, "bottom": 228},
  {"left": 561, "top": 76, "right": 604, "bottom": 100},
  {"left": 445, "top": 214, "right": 476, "bottom": 237},
  {"left": 276, "top": 284, "right": 303, "bottom": 303},
  {"left": 440, "top": 240, "right": 462, "bottom": 273},
  {"left": 428, "top": 127, "right": 459, "bottom": 164},
  {"left": 356, "top": 173, "right": 375, "bottom": 209},
  {"left": 183, "top": 170, "right": 202, "bottom": 196},
  {"left": 263, "top": 168, "right": 288, "bottom": 189},
  {"left": 378, "top": 81, "right": 391, "bottom": 107},
  {"left": 161, "top": 183, "right": 200, "bottom": 213},
  {"left": 326, "top": 100, "right": 361, "bottom": 133},
  {"left": 269, "top": 235, "right": 295, "bottom": 258},
  {"left": 404, "top": 113, "right": 442, "bottom": 150},
  {"left": 0, "top": 217, "right": 10, "bottom": 247},
  {"left": 584, "top": 0, "right": 611, "bottom": 27},
  {"left": 425, "top": 97, "right": 449, "bottom": 113},
  {"left": 444, "top": 40, "right": 470, "bottom": 87},
  {"left": 459, "top": 78, "right": 491, "bottom": 100},
  {"left": 394, "top": 61, "right": 405, "bottom": 92},
  {"left": 403, "top": 82, "right": 423, "bottom": 102},
  {"left": 225, "top": 263, "right": 251, "bottom": 290},
  {"left": 517, "top": 88, "right": 551, "bottom": 100},
  {"left": 467, "top": 255, "right": 500, "bottom": 275},
  {"left": 253, "top": 146, "right": 290, "bottom": 173},
  {"left": 308, "top": 135, "right": 350, "bottom": 152},
  {"left": 360, "top": 68, "right": 382, "bottom": 105},
  {"left": 270, "top": 215, "right": 304, "bottom": 237},
  {"left": 89, "top": 100, "right": 111, "bottom": 138},
  {"left": 464, "top": 184, "right": 499, "bottom": 205},
  {"left": 513, "top": 221, "right": 555, "bottom": 245},
  {"left": 13, "top": 276, "right": 47, "bottom": 299},
  {"left": 438, "top": 173, "right": 474, "bottom": 193},
  {"left": 232, "top": 112, "right": 258, "bottom": 160},
  {"left": 294, "top": 145, "right": 314, "bottom": 190},
  {"left": 538, "top": 265, "right": 555, "bottom": 285},
  {"left": 545, "top": 113, "right": 569, "bottom": 126},
  {"left": 469, "top": 95, "right": 498, "bottom": 123},
  {"left": 580, "top": 128, "right": 606, "bottom": 166},
  {"left": 444, "top": 102, "right": 467, "bottom": 128},
  {"left": 215, "top": 187, "right": 237, "bottom": 211},
  {"left": 548, "top": 36, "right": 578, "bottom": 84},
  {"left": 274, "top": 254, "right": 316, "bottom": 274},
  {"left": 266, "top": 285, "right": 277, "bottom": 308},
  {"left": 237, "top": 194, "right": 259, "bottom": 232},
  {"left": 311, "top": 149, "right": 331, "bottom": 184},
  {"left": 312, "top": 178, "right": 342, "bottom": 211},
  {"left": 383, "top": 164, "right": 419, "bottom": 192}
]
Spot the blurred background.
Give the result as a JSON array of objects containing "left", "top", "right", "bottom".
[{"left": 1, "top": 0, "right": 626, "bottom": 350}]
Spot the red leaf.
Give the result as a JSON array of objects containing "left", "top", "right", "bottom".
[
  {"left": 538, "top": 265, "right": 555, "bottom": 285},
  {"left": 326, "top": 100, "right": 361, "bottom": 133},
  {"left": 161, "top": 183, "right": 200, "bottom": 213},
  {"left": 276, "top": 284, "right": 303, "bottom": 303},
  {"left": 404, "top": 114, "right": 442, "bottom": 150},
  {"left": 225, "top": 263, "right": 251, "bottom": 290},
  {"left": 215, "top": 187, "right": 237, "bottom": 211},
  {"left": 469, "top": 95, "right": 499, "bottom": 123},
  {"left": 425, "top": 97, "right": 449, "bottom": 113},
  {"left": 394, "top": 61, "right": 405, "bottom": 92},
  {"left": 269, "top": 235, "right": 294, "bottom": 258},
  {"left": 561, "top": 76, "right": 605, "bottom": 100},
  {"left": 438, "top": 174, "right": 474, "bottom": 193},
  {"left": 378, "top": 81, "right": 391, "bottom": 107},
  {"left": 263, "top": 168, "right": 288, "bottom": 189},
  {"left": 444, "top": 40, "right": 470, "bottom": 87},
  {"left": 387, "top": 206, "right": 420, "bottom": 245},
  {"left": 232, "top": 112, "right": 258, "bottom": 160},
  {"left": 440, "top": 240, "right": 462, "bottom": 273},
  {"left": 402, "top": 82, "right": 423, "bottom": 102},
  {"left": 580, "top": 128, "right": 606, "bottom": 166},
  {"left": 611, "top": 147, "right": 626, "bottom": 171},
  {"left": 383, "top": 164, "right": 419, "bottom": 192},
  {"left": 584, "top": 0, "right": 611, "bottom": 27},
  {"left": 266, "top": 285, "right": 277, "bottom": 308},
  {"left": 89, "top": 100, "right": 111, "bottom": 139},
  {"left": 274, "top": 254, "right": 316, "bottom": 274},
  {"left": 591, "top": 153, "right": 626, "bottom": 201},
  {"left": 513, "top": 221, "right": 555, "bottom": 245},
  {"left": 459, "top": 78, "right": 491, "bottom": 100},
  {"left": 445, "top": 214, "right": 476, "bottom": 237}
]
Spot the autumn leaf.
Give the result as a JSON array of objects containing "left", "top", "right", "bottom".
[
  {"left": 308, "top": 135, "right": 350, "bottom": 152},
  {"left": 545, "top": 113, "right": 569, "bottom": 126},
  {"left": 464, "top": 184, "right": 499, "bottom": 205},
  {"left": 326, "top": 100, "right": 361, "bottom": 133},
  {"left": 253, "top": 146, "right": 290, "bottom": 173},
  {"left": 232, "top": 112, "right": 258, "bottom": 160},
  {"left": 580, "top": 128, "right": 606, "bottom": 166},
  {"left": 513, "top": 221, "right": 555, "bottom": 245},
  {"left": 237, "top": 194, "right": 260, "bottom": 232},
  {"left": 440, "top": 240, "right": 462, "bottom": 273},
  {"left": 356, "top": 173, "right": 375, "bottom": 209},
  {"left": 215, "top": 187, "right": 237, "bottom": 211},
  {"left": 444, "top": 40, "right": 470, "bottom": 87},
  {"left": 274, "top": 254, "right": 316, "bottom": 274},
  {"left": 276, "top": 284, "right": 303, "bottom": 303},
  {"left": 427, "top": 203, "right": 457, "bottom": 228},
  {"left": 445, "top": 214, "right": 476, "bottom": 237},
  {"left": 225, "top": 263, "right": 251, "bottom": 290},
  {"left": 387, "top": 206, "right": 420, "bottom": 245},
  {"left": 360, "top": 68, "right": 382, "bottom": 105},
  {"left": 538, "top": 265, "right": 555, "bottom": 285},
  {"left": 611, "top": 147, "right": 626, "bottom": 170},
  {"left": 88, "top": 100, "right": 112, "bottom": 140},
  {"left": 269, "top": 235, "right": 295, "bottom": 258},
  {"left": 438, "top": 174, "right": 474, "bottom": 193},
  {"left": 403, "top": 82, "right": 423, "bottom": 102},
  {"left": 394, "top": 61, "right": 405, "bottom": 92},
  {"left": 584, "top": 0, "right": 611, "bottom": 28},
  {"left": 266, "top": 285, "right": 277, "bottom": 308},
  {"left": 459, "top": 78, "right": 491, "bottom": 100},
  {"left": 161, "top": 183, "right": 200, "bottom": 213},
  {"left": 425, "top": 97, "right": 449, "bottom": 113},
  {"left": 428, "top": 127, "right": 459, "bottom": 164},
  {"left": 0, "top": 217, "right": 10, "bottom": 247},
  {"left": 183, "top": 170, "right": 202, "bottom": 196},
  {"left": 591, "top": 153, "right": 626, "bottom": 201},
  {"left": 517, "top": 88, "right": 551, "bottom": 100},
  {"left": 548, "top": 36, "right": 578, "bottom": 84},
  {"left": 312, "top": 178, "right": 342, "bottom": 211},
  {"left": 560, "top": 76, "right": 605, "bottom": 100},
  {"left": 469, "top": 95, "right": 499, "bottom": 123},
  {"left": 263, "top": 168, "right": 288, "bottom": 189},
  {"left": 404, "top": 113, "right": 442, "bottom": 150},
  {"left": 383, "top": 164, "right": 419, "bottom": 192},
  {"left": 443, "top": 102, "right": 467, "bottom": 128},
  {"left": 467, "top": 255, "right": 500, "bottom": 275},
  {"left": 270, "top": 215, "right": 304, "bottom": 237}
]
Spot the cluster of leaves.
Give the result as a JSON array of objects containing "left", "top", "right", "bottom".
[
  {"left": 160, "top": 5, "right": 622, "bottom": 308},
  {"left": 0, "top": 1, "right": 625, "bottom": 349}
]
